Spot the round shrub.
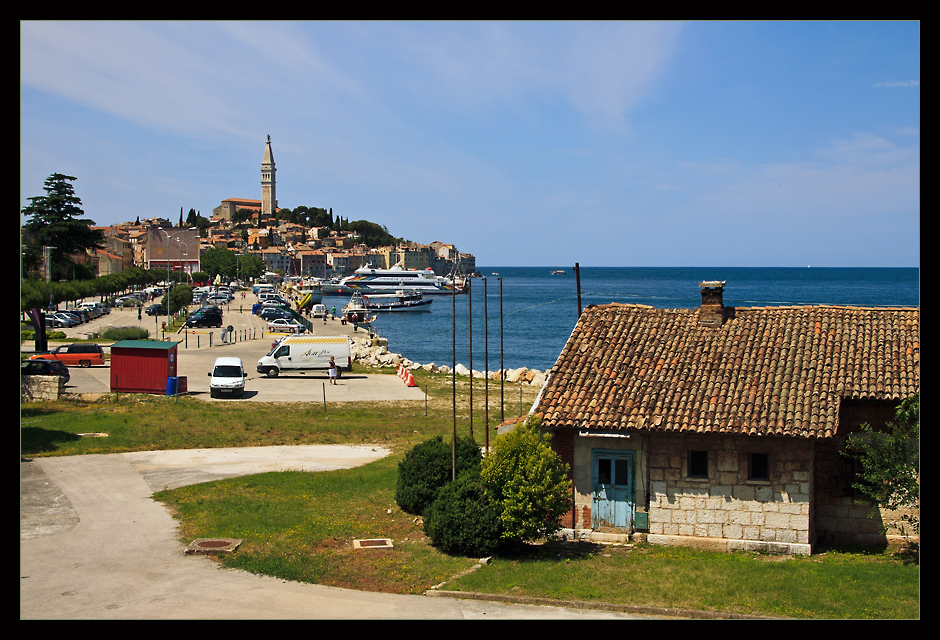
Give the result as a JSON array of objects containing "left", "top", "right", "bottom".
[
  {"left": 481, "top": 416, "right": 572, "bottom": 545},
  {"left": 423, "top": 469, "right": 503, "bottom": 557},
  {"left": 395, "top": 435, "right": 481, "bottom": 516}
]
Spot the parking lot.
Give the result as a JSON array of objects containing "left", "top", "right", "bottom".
[{"left": 25, "top": 295, "right": 426, "bottom": 404}]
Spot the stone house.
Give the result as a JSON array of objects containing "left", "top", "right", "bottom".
[{"left": 533, "top": 282, "right": 919, "bottom": 554}]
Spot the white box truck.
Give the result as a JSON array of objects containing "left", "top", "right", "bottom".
[{"left": 256, "top": 335, "right": 352, "bottom": 378}]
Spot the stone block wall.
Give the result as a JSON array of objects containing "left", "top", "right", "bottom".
[
  {"left": 21, "top": 375, "right": 63, "bottom": 402},
  {"left": 646, "top": 433, "right": 814, "bottom": 555}
]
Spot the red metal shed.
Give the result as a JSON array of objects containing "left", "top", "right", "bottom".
[{"left": 110, "top": 340, "right": 181, "bottom": 394}]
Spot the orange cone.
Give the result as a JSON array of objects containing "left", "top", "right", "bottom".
[{"left": 406, "top": 371, "right": 417, "bottom": 387}]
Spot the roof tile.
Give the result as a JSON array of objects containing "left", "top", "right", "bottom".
[{"left": 536, "top": 303, "right": 919, "bottom": 439}]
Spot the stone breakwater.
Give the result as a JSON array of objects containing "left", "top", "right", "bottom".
[{"left": 349, "top": 336, "right": 548, "bottom": 387}]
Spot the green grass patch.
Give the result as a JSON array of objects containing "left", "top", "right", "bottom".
[
  {"left": 445, "top": 541, "right": 919, "bottom": 619},
  {"left": 155, "top": 456, "right": 476, "bottom": 594},
  {"left": 20, "top": 370, "right": 536, "bottom": 457}
]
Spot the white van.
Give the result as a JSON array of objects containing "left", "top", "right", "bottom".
[
  {"left": 311, "top": 304, "right": 327, "bottom": 318},
  {"left": 208, "top": 357, "right": 246, "bottom": 398},
  {"left": 256, "top": 335, "right": 351, "bottom": 378},
  {"left": 79, "top": 302, "right": 105, "bottom": 318}
]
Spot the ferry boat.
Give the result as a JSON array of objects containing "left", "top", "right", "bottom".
[
  {"left": 321, "top": 262, "right": 463, "bottom": 296},
  {"left": 361, "top": 290, "right": 433, "bottom": 312}
]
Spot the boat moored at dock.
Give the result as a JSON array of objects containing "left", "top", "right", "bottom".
[{"left": 361, "top": 290, "right": 433, "bottom": 312}]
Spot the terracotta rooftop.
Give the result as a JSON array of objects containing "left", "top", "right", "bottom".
[{"left": 537, "top": 301, "right": 919, "bottom": 439}]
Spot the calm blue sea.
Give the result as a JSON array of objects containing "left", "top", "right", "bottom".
[{"left": 357, "top": 267, "right": 919, "bottom": 373}]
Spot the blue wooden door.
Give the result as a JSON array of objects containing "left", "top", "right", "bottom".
[{"left": 591, "top": 450, "right": 635, "bottom": 530}]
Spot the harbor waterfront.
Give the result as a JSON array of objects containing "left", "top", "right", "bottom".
[{"left": 352, "top": 267, "right": 919, "bottom": 375}]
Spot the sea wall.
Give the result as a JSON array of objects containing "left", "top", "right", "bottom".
[{"left": 349, "top": 336, "right": 548, "bottom": 386}]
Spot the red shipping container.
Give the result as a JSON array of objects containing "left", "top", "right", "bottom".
[{"left": 110, "top": 340, "right": 180, "bottom": 394}]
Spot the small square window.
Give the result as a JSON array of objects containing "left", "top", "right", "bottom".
[
  {"left": 688, "top": 451, "right": 708, "bottom": 478},
  {"left": 749, "top": 453, "right": 770, "bottom": 481}
]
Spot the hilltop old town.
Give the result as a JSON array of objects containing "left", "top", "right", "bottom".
[{"left": 32, "top": 137, "right": 475, "bottom": 283}]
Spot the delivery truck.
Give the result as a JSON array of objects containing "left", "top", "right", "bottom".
[{"left": 256, "top": 335, "right": 352, "bottom": 378}]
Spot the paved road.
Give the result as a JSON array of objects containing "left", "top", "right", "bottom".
[{"left": 20, "top": 447, "right": 651, "bottom": 620}]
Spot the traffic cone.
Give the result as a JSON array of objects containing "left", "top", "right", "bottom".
[{"left": 406, "top": 371, "right": 417, "bottom": 387}]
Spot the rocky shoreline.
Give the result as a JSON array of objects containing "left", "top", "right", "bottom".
[{"left": 349, "top": 335, "right": 549, "bottom": 387}]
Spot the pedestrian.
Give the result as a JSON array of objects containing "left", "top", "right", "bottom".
[
  {"left": 331, "top": 305, "right": 336, "bottom": 319},
  {"left": 328, "top": 356, "right": 337, "bottom": 385}
]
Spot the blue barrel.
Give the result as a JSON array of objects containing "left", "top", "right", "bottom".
[{"left": 166, "top": 377, "right": 179, "bottom": 396}]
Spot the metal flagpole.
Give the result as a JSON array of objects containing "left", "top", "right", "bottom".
[{"left": 484, "top": 277, "right": 489, "bottom": 452}]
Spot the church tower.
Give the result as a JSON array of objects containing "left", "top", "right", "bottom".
[{"left": 261, "top": 135, "right": 277, "bottom": 218}]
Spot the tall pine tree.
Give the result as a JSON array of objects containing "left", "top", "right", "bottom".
[{"left": 22, "top": 173, "right": 104, "bottom": 280}]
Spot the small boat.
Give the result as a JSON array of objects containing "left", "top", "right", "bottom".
[
  {"left": 342, "top": 292, "right": 377, "bottom": 326},
  {"left": 362, "top": 290, "right": 433, "bottom": 312},
  {"left": 551, "top": 270, "right": 566, "bottom": 275}
]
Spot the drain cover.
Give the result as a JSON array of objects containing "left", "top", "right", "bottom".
[
  {"left": 353, "top": 538, "right": 394, "bottom": 549},
  {"left": 185, "top": 538, "right": 243, "bottom": 555}
]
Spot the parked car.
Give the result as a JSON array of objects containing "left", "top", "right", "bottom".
[
  {"left": 70, "top": 309, "right": 91, "bottom": 323},
  {"left": 79, "top": 302, "right": 104, "bottom": 318},
  {"left": 22, "top": 359, "right": 70, "bottom": 383},
  {"left": 29, "top": 343, "right": 106, "bottom": 367},
  {"left": 145, "top": 304, "right": 165, "bottom": 316},
  {"left": 52, "top": 312, "right": 79, "bottom": 327},
  {"left": 266, "top": 318, "right": 305, "bottom": 333},
  {"left": 185, "top": 307, "right": 224, "bottom": 328},
  {"left": 46, "top": 315, "right": 70, "bottom": 329},
  {"left": 259, "top": 308, "right": 293, "bottom": 321},
  {"left": 208, "top": 357, "right": 246, "bottom": 399},
  {"left": 115, "top": 296, "right": 142, "bottom": 307}
]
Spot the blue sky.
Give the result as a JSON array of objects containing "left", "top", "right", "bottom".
[{"left": 20, "top": 21, "right": 919, "bottom": 267}]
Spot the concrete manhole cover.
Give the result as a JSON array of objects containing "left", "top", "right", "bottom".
[
  {"left": 353, "top": 538, "right": 394, "bottom": 549},
  {"left": 185, "top": 538, "right": 243, "bottom": 555}
]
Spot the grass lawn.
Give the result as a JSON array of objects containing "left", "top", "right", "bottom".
[{"left": 20, "top": 373, "right": 919, "bottom": 619}]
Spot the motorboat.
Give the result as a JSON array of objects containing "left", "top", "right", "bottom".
[
  {"left": 321, "top": 262, "right": 462, "bottom": 296},
  {"left": 341, "top": 292, "right": 377, "bottom": 326},
  {"left": 361, "top": 290, "right": 433, "bottom": 312}
]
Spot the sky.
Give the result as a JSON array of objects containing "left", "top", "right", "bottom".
[{"left": 20, "top": 21, "right": 919, "bottom": 267}]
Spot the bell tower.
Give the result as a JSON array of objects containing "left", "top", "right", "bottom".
[{"left": 261, "top": 135, "right": 277, "bottom": 218}]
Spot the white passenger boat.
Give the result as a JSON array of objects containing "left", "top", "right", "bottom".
[
  {"left": 321, "top": 262, "right": 463, "bottom": 296},
  {"left": 361, "top": 290, "right": 433, "bottom": 312}
]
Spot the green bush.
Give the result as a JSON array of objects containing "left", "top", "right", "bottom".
[
  {"left": 102, "top": 326, "right": 150, "bottom": 341},
  {"left": 21, "top": 329, "right": 67, "bottom": 342},
  {"left": 395, "top": 435, "right": 481, "bottom": 516},
  {"left": 481, "top": 416, "right": 572, "bottom": 545},
  {"left": 423, "top": 468, "right": 503, "bottom": 557}
]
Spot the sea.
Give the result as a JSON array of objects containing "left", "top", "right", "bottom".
[{"left": 352, "top": 267, "right": 920, "bottom": 374}]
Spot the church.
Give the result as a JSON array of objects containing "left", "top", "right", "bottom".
[{"left": 212, "top": 136, "right": 278, "bottom": 224}]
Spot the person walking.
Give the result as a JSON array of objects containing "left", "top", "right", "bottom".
[{"left": 328, "top": 356, "right": 337, "bottom": 385}]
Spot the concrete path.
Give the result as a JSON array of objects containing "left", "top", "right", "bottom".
[{"left": 20, "top": 446, "right": 647, "bottom": 620}]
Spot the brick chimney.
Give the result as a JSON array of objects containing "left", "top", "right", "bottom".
[{"left": 698, "top": 281, "right": 726, "bottom": 327}]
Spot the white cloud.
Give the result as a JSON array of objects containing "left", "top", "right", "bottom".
[{"left": 874, "top": 80, "right": 919, "bottom": 87}]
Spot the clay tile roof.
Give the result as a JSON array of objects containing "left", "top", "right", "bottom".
[{"left": 536, "top": 303, "right": 919, "bottom": 439}]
